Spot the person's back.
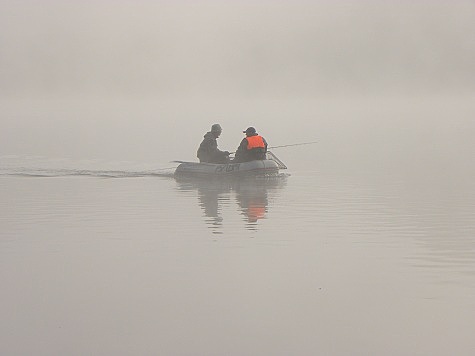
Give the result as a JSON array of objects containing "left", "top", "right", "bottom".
[
  {"left": 234, "top": 127, "right": 267, "bottom": 163},
  {"left": 197, "top": 124, "right": 230, "bottom": 163}
]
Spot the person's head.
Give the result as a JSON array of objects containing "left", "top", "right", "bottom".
[
  {"left": 243, "top": 127, "right": 257, "bottom": 136},
  {"left": 211, "top": 123, "right": 222, "bottom": 137}
]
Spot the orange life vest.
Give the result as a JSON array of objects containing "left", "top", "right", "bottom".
[{"left": 246, "top": 135, "right": 265, "bottom": 150}]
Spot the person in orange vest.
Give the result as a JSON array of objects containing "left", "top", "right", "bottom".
[{"left": 234, "top": 127, "right": 268, "bottom": 163}]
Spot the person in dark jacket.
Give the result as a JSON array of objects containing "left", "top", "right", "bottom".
[
  {"left": 197, "top": 124, "right": 230, "bottom": 163},
  {"left": 234, "top": 127, "right": 268, "bottom": 163}
]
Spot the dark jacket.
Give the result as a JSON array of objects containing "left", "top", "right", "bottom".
[
  {"left": 197, "top": 132, "right": 229, "bottom": 163},
  {"left": 234, "top": 133, "right": 268, "bottom": 163}
]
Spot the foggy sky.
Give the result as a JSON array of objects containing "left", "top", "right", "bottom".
[
  {"left": 1, "top": 1, "right": 474, "bottom": 167},
  {"left": 1, "top": 1, "right": 474, "bottom": 99}
]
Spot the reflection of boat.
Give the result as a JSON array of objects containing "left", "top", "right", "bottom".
[
  {"left": 174, "top": 151, "right": 287, "bottom": 179},
  {"left": 175, "top": 176, "right": 287, "bottom": 233}
]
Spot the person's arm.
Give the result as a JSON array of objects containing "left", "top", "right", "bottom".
[
  {"left": 233, "top": 138, "right": 246, "bottom": 162},
  {"left": 237, "top": 138, "right": 248, "bottom": 152}
]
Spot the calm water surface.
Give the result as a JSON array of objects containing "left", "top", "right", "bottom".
[{"left": 1, "top": 162, "right": 475, "bottom": 355}]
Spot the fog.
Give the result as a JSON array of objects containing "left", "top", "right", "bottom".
[
  {"left": 1, "top": 1, "right": 474, "bottom": 167},
  {"left": 2, "top": 3, "right": 475, "bottom": 354},
  {"left": 2, "top": 1, "right": 474, "bottom": 97}
]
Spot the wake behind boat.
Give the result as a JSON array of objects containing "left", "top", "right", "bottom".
[{"left": 174, "top": 151, "right": 287, "bottom": 179}]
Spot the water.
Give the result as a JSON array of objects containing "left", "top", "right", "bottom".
[{"left": 1, "top": 152, "right": 475, "bottom": 355}]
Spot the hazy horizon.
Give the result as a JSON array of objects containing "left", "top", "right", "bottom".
[{"left": 1, "top": 1, "right": 474, "bottom": 166}]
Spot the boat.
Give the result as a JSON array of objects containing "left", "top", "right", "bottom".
[{"left": 174, "top": 151, "right": 287, "bottom": 179}]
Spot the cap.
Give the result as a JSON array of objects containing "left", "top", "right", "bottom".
[
  {"left": 211, "top": 124, "right": 222, "bottom": 132},
  {"left": 243, "top": 127, "right": 256, "bottom": 134}
]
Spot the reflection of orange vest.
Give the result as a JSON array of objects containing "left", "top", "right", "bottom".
[
  {"left": 247, "top": 204, "right": 266, "bottom": 222},
  {"left": 246, "top": 135, "right": 265, "bottom": 150}
]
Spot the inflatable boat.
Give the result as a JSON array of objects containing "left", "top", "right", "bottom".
[{"left": 174, "top": 151, "right": 287, "bottom": 178}]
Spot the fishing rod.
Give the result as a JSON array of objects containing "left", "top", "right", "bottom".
[
  {"left": 267, "top": 141, "right": 318, "bottom": 150},
  {"left": 228, "top": 140, "right": 318, "bottom": 154}
]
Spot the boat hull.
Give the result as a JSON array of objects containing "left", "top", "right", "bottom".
[{"left": 174, "top": 159, "right": 280, "bottom": 178}]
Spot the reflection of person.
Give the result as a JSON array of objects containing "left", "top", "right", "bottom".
[
  {"left": 197, "top": 185, "right": 224, "bottom": 233},
  {"left": 234, "top": 127, "right": 268, "bottom": 163},
  {"left": 197, "top": 124, "right": 230, "bottom": 163},
  {"left": 175, "top": 177, "right": 286, "bottom": 232},
  {"left": 235, "top": 183, "right": 268, "bottom": 225},
  {"left": 246, "top": 203, "right": 267, "bottom": 223}
]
